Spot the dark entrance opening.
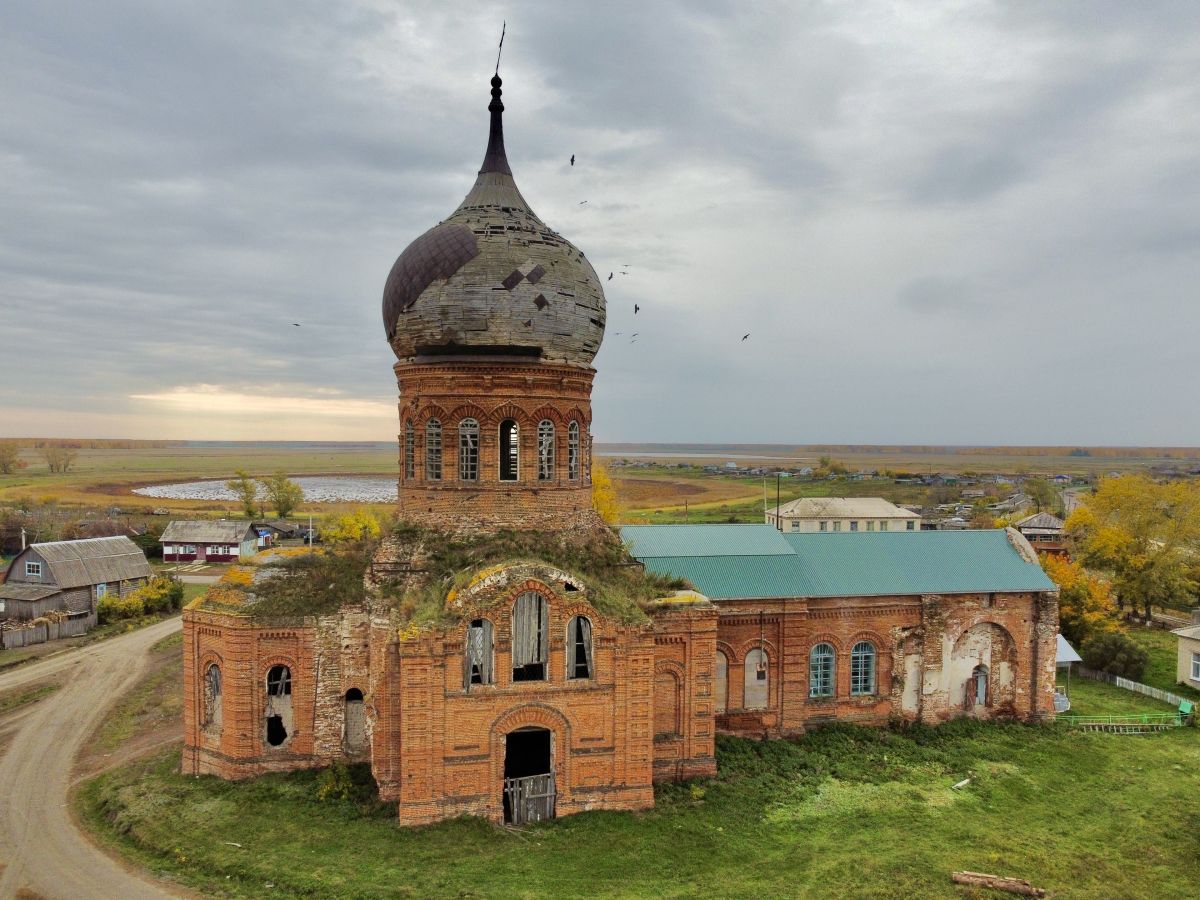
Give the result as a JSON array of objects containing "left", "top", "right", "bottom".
[
  {"left": 266, "top": 715, "right": 288, "bottom": 746},
  {"left": 503, "top": 727, "right": 554, "bottom": 824}
]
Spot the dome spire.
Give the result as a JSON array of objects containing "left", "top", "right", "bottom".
[{"left": 479, "top": 73, "right": 512, "bottom": 176}]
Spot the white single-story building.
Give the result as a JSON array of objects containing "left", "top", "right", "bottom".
[{"left": 766, "top": 497, "right": 922, "bottom": 533}]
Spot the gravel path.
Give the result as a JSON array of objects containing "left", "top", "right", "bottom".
[{"left": 0, "top": 616, "right": 184, "bottom": 898}]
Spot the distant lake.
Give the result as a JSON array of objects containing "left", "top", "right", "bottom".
[{"left": 133, "top": 476, "right": 397, "bottom": 503}]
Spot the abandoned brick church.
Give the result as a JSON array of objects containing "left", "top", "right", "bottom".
[{"left": 181, "top": 75, "right": 1059, "bottom": 827}]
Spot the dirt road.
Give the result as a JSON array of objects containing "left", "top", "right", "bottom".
[{"left": 0, "top": 617, "right": 183, "bottom": 899}]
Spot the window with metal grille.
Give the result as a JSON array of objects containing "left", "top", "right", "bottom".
[
  {"left": 404, "top": 420, "right": 415, "bottom": 479},
  {"left": 809, "top": 643, "right": 834, "bottom": 698},
  {"left": 537, "top": 420, "right": 555, "bottom": 481},
  {"left": 567, "top": 421, "right": 580, "bottom": 480},
  {"left": 459, "top": 418, "right": 479, "bottom": 481},
  {"left": 500, "top": 419, "right": 519, "bottom": 481},
  {"left": 850, "top": 641, "right": 876, "bottom": 695},
  {"left": 425, "top": 419, "right": 442, "bottom": 480},
  {"left": 266, "top": 665, "right": 291, "bottom": 696}
]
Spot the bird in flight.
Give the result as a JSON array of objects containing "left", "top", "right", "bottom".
[
  {"left": 741, "top": 333, "right": 750, "bottom": 341},
  {"left": 608, "top": 272, "right": 613, "bottom": 280},
  {"left": 578, "top": 200, "right": 588, "bottom": 205},
  {"left": 631, "top": 333, "right": 639, "bottom": 338},
  {"left": 292, "top": 323, "right": 301, "bottom": 327},
  {"left": 634, "top": 304, "right": 640, "bottom": 314},
  {"left": 570, "top": 154, "right": 575, "bottom": 166}
]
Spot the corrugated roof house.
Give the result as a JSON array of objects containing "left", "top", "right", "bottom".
[
  {"left": 161, "top": 521, "right": 258, "bottom": 563},
  {"left": 0, "top": 536, "right": 151, "bottom": 624},
  {"left": 764, "top": 496, "right": 922, "bottom": 533}
]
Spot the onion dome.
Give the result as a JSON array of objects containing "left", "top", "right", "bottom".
[{"left": 383, "top": 75, "right": 605, "bottom": 366}]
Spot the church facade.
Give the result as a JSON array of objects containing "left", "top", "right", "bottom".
[{"left": 181, "top": 75, "right": 1058, "bottom": 828}]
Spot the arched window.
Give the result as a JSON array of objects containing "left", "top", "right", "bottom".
[
  {"left": 567, "top": 615, "right": 592, "bottom": 679},
  {"left": 655, "top": 669, "right": 681, "bottom": 737},
  {"left": 511, "top": 591, "right": 547, "bottom": 681},
  {"left": 404, "top": 420, "right": 415, "bottom": 480},
  {"left": 809, "top": 643, "right": 835, "bottom": 698},
  {"left": 499, "top": 419, "right": 519, "bottom": 482},
  {"left": 463, "top": 618, "right": 494, "bottom": 690},
  {"left": 459, "top": 418, "right": 479, "bottom": 481},
  {"left": 744, "top": 648, "right": 769, "bottom": 709},
  {"left": 203, "top": 663, "right": 222, "bottom": 729},
  {"left": 265, "top": 664, "right": 292, "bottom": 747},
  {"left": 851, "top": 641, "right": 877, "bottom": 696},
  {"left": 344, "top": 687, "right": 365, "bottom": 752},
  {"left": 567, "top": 421, "right": 580, "bottom": 480},
  {"left": 425, "top": 419, "right": 442, "bottom": 480},
  {"left": 715, "top": 651, "right": 728, "bottom": 714},
  {"left": 537, "top": 420, "right": 556, "bottom": 481}
]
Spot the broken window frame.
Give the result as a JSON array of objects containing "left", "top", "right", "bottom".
[
  {"left": 809, "top": 643, "right": 835, "bottom": 698},
  {"left": 266, "top": 664, "right": 292, "bottom": 697},
  {"left": 425, "top": 418, "right": 442, "bottom": 481},
  {"left": 566, "top": 615, "right": 593, "bottom": 679},
  {"left": 463, "top": 618, "right": 495, "bottom": 690},
  {"left": 499, "top": 419, "right": 520, "bottom": 482},
  {"left": 567, "top": 421, "right": 580, "bottom": 480},
  {"left": 537, "top": 420, "right": 556, "bottom": 481},
  {"left": 511, "top": 591, "right": 548, "bottom": 681},
  {"left": 744, "top": 647, "right": 769, "bottom": 709},
  {"left": 850, "top": 641, "right": 877, "bottom": 696},
  {"left": 459, "top": 418, "right": 479, "bottom": 482},
  {"left": 203, "top": 663, "right": 222, "bottom": 728},
  {"left": 404, "top": 420, "right": 415, "bottom": 480}
]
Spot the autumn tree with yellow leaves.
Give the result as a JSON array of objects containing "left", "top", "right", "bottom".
[
  {"left": 592, "top": 460, "right": 621, "bottom": 525},
  {"left": 1066, "top": 475, "right": 1200, "bottom": 620},
  {"left": 1041, "top": 553, "right": 1118, "bottom": 645}
]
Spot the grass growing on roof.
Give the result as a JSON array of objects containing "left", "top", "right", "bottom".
[{"left": 77, "top": 720, "right": 1200, "bottom": 899}]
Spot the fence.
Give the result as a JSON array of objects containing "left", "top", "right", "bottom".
[
  {"left": 0, "top": 615, "right": 92, "bottom": 650},
  {"left": 1077, "top": 667, "right": 1187, "bottom": 708}
]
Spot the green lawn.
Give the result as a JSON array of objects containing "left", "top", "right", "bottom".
[
  {"left": 1056, "top": 671, "right": 1177, "bottom": 716},
  {"left": 78, "top": 720, "right": 1199, "bottom": 899},
  {"left": 1125, "top": 627, "right": 1200, "bottom": 701}
]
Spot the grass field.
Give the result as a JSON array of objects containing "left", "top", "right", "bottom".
[
  {"left": 1125, "top": 627, "right": 1200, "bottom": 701},
  {"left": 78, "top": 718, "right": 1199, "bottom": 899}
]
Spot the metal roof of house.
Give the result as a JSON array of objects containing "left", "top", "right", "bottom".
[
  {"left": 0, "top": 583, "right": 62, "bottom": 602},
  {"left": 1056, "top": 635, "right": 1083, "bottom": 665},
  {"left": 767, "top": 497, "right": 921, "bottom": 520},
  {"left": 1015, "top": 512, "right": 1065, "bottom": 531},
  {"left": 160, "top": 521, "right": 257, "bottom": 544},
  {"left": 623, "top": 525, "right": 1056, "bottom": 600},
  {"left": 1172, "top": 625, "right": 1200, "bottom": 641},
  {"left": 7, "top": 536, "right": 151, "bottom": 589}
]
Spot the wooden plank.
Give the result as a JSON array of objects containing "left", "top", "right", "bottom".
[{"left": 951, "top": 871, "right": 1045, "bottom": 897}]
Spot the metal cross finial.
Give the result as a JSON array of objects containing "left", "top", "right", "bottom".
[{"left": 495, "top": 21, "right": 506, "bottom": 76}]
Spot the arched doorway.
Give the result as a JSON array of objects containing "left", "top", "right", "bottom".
[
  {"left": 503, "top": 727, "right": 555, "bottom": 824},
  {"left": 968, "top": 664, "right": 989, "bottom": 708}
]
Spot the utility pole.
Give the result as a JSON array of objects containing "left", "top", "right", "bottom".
[
  {"left": 20, "top": 526, "right": 27, "bottom": 550},
  {"left": 775, "top": 473, "right": 782, "bottom": 531}
]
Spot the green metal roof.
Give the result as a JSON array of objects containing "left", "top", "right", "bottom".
[
  {"left": 623, "top": 525, "right": 1055, "bottom": 600},
  {"left": 621, "top": 524, "right": 793, "bottom": 558}
]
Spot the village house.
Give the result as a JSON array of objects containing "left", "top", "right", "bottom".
[
  {"left": 1014, "top": 511, "right": 1068, "bottom": 558},
  {"left": 180, "top": 75, "right": 1059, "bottom": 830},
  {"left": 765, "top": 496, "right": 921, "bottom": 533},
  {"left": 161, "top": 521, "right": 258, "bottom": 563},
  {"left": 0, "top": 535, "right": 151, "bottom": 628},
  {"left": 1172, "top": 610, "right": 1200, "bottom": 691}
]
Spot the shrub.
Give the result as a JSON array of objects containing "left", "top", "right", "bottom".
[
  {"left": 98, "top": 576, "right": 183, "bottom": 623},
  {"left": 98, "top": 592, "right": 144, "bottom": 624},
  {"left": 1081, "top": 631, "right": 1149, "bottom": 681}
]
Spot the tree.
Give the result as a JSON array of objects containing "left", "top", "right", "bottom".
[
  {"left": 1041, "top": 554, "right": 1118, "bottom": 645},
  {"left": 1080, "top": 631, "right": 1148, "bottom": 680},
  {"left": 324, "top": 509, "right": 381, "bottom": 545},
  {"left": 592, "top": 460, "right": 620, "bottom": 524},
  {"left": 1024, "top": 477, "right": 1060, "bottom": 514},
  {"left": 225, "top": 470, "right": 261, "bottom": 518},
  {"left": 40, "top": 445, "right": 77, "bottom": 473},
  {"left": 1066, "top": 475, "right": 1200, "bottom": 620},
  {"left": 0, "top": 442, "right": 26, "bottom": 475},
  {"left": 261, "top": 471, "right": 304, "bottom": 518}
]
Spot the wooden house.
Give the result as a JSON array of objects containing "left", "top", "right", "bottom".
[{"left": 161, "top": 521, "right": 258, "bottom": 563}]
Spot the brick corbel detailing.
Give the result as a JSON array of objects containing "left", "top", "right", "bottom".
[{"left": 394, "top": 359, "right": 604, "bottom": 532}]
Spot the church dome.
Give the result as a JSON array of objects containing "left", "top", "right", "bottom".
[{"left": 383, "top": 76, "right": 606, "bottom": 367}]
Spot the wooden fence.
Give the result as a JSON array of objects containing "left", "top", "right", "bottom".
[
  {"left": 1077, "top": 667, "right": 1187, "bottom": 708},
  {"left": 0, "top": 615, "right": 92, "bottom": 649}
]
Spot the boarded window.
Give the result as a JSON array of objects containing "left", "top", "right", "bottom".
[
  {"left": 463, "top": 618, "right": 494, "bottom": 689},
  {"left": 809, "top": 643, "right": 835, "bottom": 698},
  {"left": 203, "top": 663, "right": 222, "bottom": 730},
  {"left": 459, "top": 418, "right": 479, "bottom": 481},
  {"left": 425, "top": 419, "right": 442, "bottom": 480},
  {"left": 566, "top": 616, "right": 592, "bottom": 679},
  {"left": 537, "top": 420, "right": 556, "bottom": 481},
  {"left": 511, "top": 591, "right": 547, "bottom": 681},
  {"left": 851, "top": 641, "right": 877, "bottom": 695},
  {"left": 567, "top": 421, "right": 580, "bottom": 480},
  {"left": 744, "top": 648, "right": 769, "bottom": 709},
  {"left": 654, "top": 670, "right": 681, "bottom": 737},
  {"left": 344, "top": 687, "right": 365, "bottom": 752},
  {"left": 404, "top": 420, "right": 415, "bottom": 479},
  {"left": 499, "top": 419, "right": 519, "bottom": 481},
  {"left": 715, "top": 651, "right": 728, "bottom": 714}
]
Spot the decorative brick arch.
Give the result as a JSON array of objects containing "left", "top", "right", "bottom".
[
  {"left": 735, "top": 636, "right": 779, "bottom": 663},
  {"left": 489, "top": 703, "right": 573, "bottom": 806},
  {"left": 806, "top": 633, "right": 845, "bottom": 654},
  {"left": 418, "top": 404, "right": 448, "bottom": 426},
  {"left": 654, "top": 660, "right": 686, "bottom": 736},
  {"left": 528, "top": 405, "right": 565, "bottom": 428},
  {"left": 715, "top": 639, "right": 738, "bottom": 663},
  {"left": 447, "top": 402, "right": 488, "bottom": 424}
]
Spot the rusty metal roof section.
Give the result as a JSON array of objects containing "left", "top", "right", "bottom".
[
  {"left": 7, "top": 536, "right": 151, "bottom": 589},
  {"left": 382, "top": 74, "right": 606, "bottom": 367}
]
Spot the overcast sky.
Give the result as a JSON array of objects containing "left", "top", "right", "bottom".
[{"left": 2, "top": 1, "right": 1199, "bottom": 444}]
